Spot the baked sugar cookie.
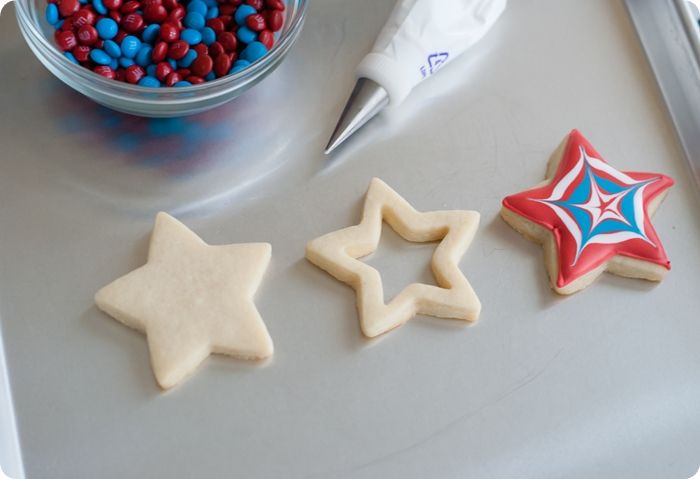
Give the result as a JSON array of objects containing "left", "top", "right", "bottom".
[
  {"left": 306, "top": 178, "right": 481, "bottom": 338},
  {"left": 95, "top": 212, "right": 273, "bottom": 389},
  {"left": 501, "top": 129, "right": 673, "bottom": 295}
]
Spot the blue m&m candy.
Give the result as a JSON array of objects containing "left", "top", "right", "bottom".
[
  {"left": 187, "top": 0, "right": 207, "bottom": 16},
  {"left": 64, "top": 52, "right": 79, "bottom": 64},
  {"left": 183, "top": 12, "right": 205, "bottom": 30},
  {"left": 120, "top": 35, "right": 141, "bottom": 58},
  {"left": 240, "top": 42, "right": 267, "bottom": 63},
  {"left": 135, "top": 45, "right": 153, "bottom": 67},
  {"left": 142, "top": 24, "right": 160, "bottom": 44},
  {"left": 234, "top": 4, "right": 256, "bottom": 26},
  {"left": 45, "top": 4, "right": 59, "bottom": 25},
  {"left": 205, "top": 6, "right": 218, "bottom": 20},
  {"left": 177, "top": 49, "right": 198, "bottom": 68},
  {"left": 92, "top": 0, "right": 107, "bottom": 15},
  {"left": 201, "top": 27, "right": 216, "bottom": 46},
  {"left": 181, "top": 29, "right": 202, "bottom": 45},
  {"left": 229, "top": 59, "right": 250, "bottom": 74},
  {"left": 174, "top": 81, "right": 192, "bottom": 87},
  {"left": 103, "top": 40, "right": 121, "bottom": 58},
  {"left": 138, "top": 76, "right": 161, "bottom": 87},
  {"left": 236, "top": 26, "right": 256, "bottom": 44},
  {"left": 89, "top": 48, "right": 112, "bottom": 65},
  {"left": 95, "top": 18, "right": 118, "bottom": 40}
]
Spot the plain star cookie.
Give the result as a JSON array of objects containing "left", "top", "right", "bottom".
[
  {"left": 501, "top": 129, "right": 674, "bottom": 295},
  {"left": 305, "top": 178, "right": 481, "bottom": 338},
  {"left": 95, "top": 212, "right": 273, "bottom": 390}
]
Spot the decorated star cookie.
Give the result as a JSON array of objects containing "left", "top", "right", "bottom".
[
  {"left": 501, "top": 129, "right": 673, "bottom": 295},
  {"left": 305, "top": 178, "right": 481, "bottom": 338},
  {"left": 95, "top": 212, "right": 273, "bottom": 389}
]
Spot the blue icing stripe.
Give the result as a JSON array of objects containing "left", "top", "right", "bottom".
[
  {"left": 566, "top": 203, "right": 592, "bottom": 239},
  {"left": 618, "top": 184, "right": 639, "bottom": 224},
  {"left": 565, "top": 165, "right": 592, "bottom": 204},
  {"left": 592, "top": 173, "right": 626, "bottom": 194},
  {"left": 591, "top": 219, "right": 630, "bottom": 236}
]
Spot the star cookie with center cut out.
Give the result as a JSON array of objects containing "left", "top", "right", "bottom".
[
  {"left": 305, "top": 178, "right": 481, "bottom": 338},
  {"left": 501, "top": 129, "right": 674, "bottom": 295},
  {"left": 95, "top": 212, "right": 273, "bottom": 389}
]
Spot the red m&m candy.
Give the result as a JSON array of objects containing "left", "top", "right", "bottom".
[
  {"left": 77, "top": 24, "right": 98, "bottom": 45},
  {"left": 193, "top": 43, "right": 208, "bottom": 56},
  {"left": 119, "top": 1, "right": 140, "bottom": 13},
  {"left": 151, "top": 41, "right": 169, "bottom": 62},
  {"left": 72, "top": 8, "right": 95, "bottom": 28},
  {"left": 245, "top": 13, "right": 265, "bottom": 32},
  {"left": 159, "top": 22, "right": 179, "bottom": 42},
  {"left": 265, "top": 0, "right": 284, "bottom": 10},
  {"left": 72, "top": 45, "right": 91, "bottom": 62},
  {"left": 267, "top": 9, "right": 283, "bottom": 32},
  {"left": 218, "top": 31, "right": 236, "bottom": 52},
  {"left": 58, "top": 0, "right": 79, "bottom": 18},
  {"left": 121, "top": 13, "right": 144, "bottom": 33},
  {"left": 190, "top": 53, "right": 213, "bottom": 76},
  {"left": 258, "top": 29, "right": 273, "bottom": 50},
  {"left": 213, "top": 52, "right": 231, "bottom": 77},
  {"left": 187, "top": 75, "right": 205, "bottom": 84},
  {"left": 60, "top": 17, "right": 74, "bottom": 31},
  {"left": 219, "top": 4, "right": 235, "bottom": 16},
  {"left": 56, "top": 30, "right": 78, "bottom": 50},
  {"left": 155, "top": 61, "right": 173, "bottom": 80},
  {"left": 164, "top": 71, "right": 181, "bottom": 87},
  {"left": 102, "top": 0, "right": 121, "bottom": 10},
  {"left": 206, "top": 18, "right": 225, "bottom": 34},
  {"left": 125, "top": 64, "right": 145, "bottom": 83},
  {"left": 168, "top": 40, "right": 189, "bottom": 60},
  {"left": 93, "top": 65, "right": 116, "bottom": 79},
  {"left": 144, "top": 4, "right": 168, "bottom": 23},
  {"left": 207, "top": 41, "right": 223, "bottom": 57}
]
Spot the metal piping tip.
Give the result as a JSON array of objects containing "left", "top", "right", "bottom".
[{"left": 324, "top": 78, "right": 390, "bottom": 154}]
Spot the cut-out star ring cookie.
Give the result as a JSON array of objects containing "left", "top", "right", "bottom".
[
  {"left": 501, "top": 129, "right": 674, "bottom": 295},
  {"left": 95, "top": 212, "right": 273, "bottom": 390},
  {"left": 305, "top": 178, "right": 481, "bottom": 338}
]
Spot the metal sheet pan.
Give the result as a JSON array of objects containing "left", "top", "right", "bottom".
[
  {"left": 1, "top": 0, "right": 700, "bottom": 478},
  {"left": 627, "top": 0, "right": 700, "bottom": 196}
]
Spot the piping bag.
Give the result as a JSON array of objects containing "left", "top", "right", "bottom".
[{"left": 325, "top": 0, "right": 507, "bottom": 154}]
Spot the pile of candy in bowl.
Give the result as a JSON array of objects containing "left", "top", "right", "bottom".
[{"left": 45, "top": 0, "right": 285, "bottom": 87}]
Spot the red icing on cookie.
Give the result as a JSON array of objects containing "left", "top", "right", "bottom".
[{"left": 502, "top": 129, "right": 673, "bottom": 288}]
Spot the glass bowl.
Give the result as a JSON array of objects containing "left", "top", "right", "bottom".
[{"left": 15, "top": 0, "right": 307, "bottom": 117}]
